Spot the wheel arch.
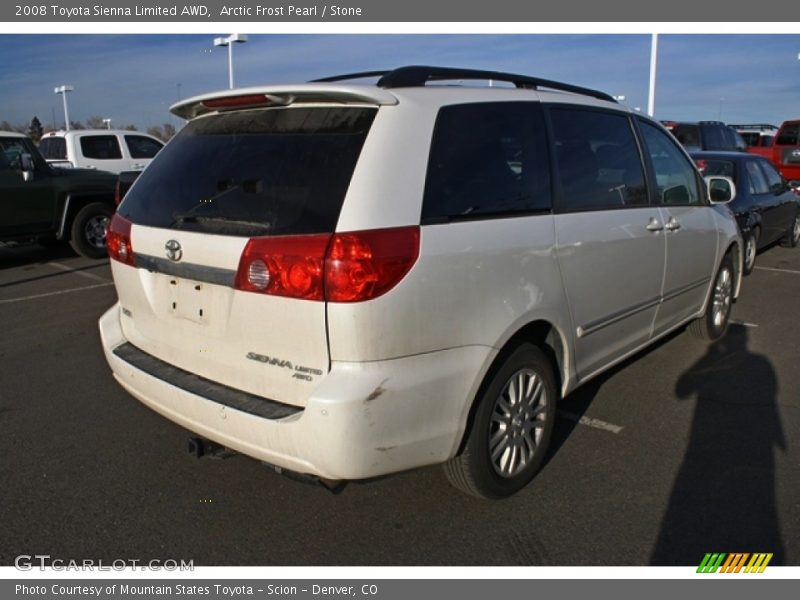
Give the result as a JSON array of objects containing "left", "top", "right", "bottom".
[
  {"left": 454, "top": 318, "right": 569, "bottom": 457},
  {"left": 57, "top": 192, "right": 115, "bottom": 240}
]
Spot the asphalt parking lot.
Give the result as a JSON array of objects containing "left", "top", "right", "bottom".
[{"left": 0, "top": 240, "right": 797, "bottom": 567}]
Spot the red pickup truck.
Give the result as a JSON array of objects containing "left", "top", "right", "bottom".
[{"left": 746, "top": 120, "right": 800, "bottom": 183}]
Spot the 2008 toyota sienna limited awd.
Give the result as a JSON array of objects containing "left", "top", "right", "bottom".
[{"left": 99, "top": 66, "right": 743, "bottom": 499}]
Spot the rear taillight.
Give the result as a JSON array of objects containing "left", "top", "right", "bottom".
[
  {"left": 325, "top": 227, "right": 420, "bottom": 302},
  {"left": 235, "top": 234, "right": 331, "bottom": 301},
  {"left": 234, "top": 227, "right": 420, "bottom": 303},
  {"left": 106, "top": 214, "right": 135, "bottom": 266}
]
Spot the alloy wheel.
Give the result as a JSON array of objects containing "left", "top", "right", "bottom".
[{"left": 489, "top": 368, "right": 548, "bottom": 478}]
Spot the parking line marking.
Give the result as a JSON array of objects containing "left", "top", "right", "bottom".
[
  {"left": 557, "top": 410, "right": 623, "bottom": 434},
  {"left": 0, "top": 282, "right": 114, "bottom": 304},
  {"left": 47, "top": 261, "right": 110, "bottom": 283},
  {"left": 754, "top": 266, "right": 800, "bottom": 275}
]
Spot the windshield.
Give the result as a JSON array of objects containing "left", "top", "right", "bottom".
[{"left": 118, "top": 105, "right": 377, "bottom": 237}]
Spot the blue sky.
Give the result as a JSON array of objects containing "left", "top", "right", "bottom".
[{"left": 1, "top": 34, "right": 799, "bottom": 131}]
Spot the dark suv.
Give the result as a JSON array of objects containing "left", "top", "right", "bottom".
[
  {"left": 1, "top": 131, "right": 117, "bottom": 258},
  {"left": 662, "top": 121, "right": 747, "bottom": 153}
]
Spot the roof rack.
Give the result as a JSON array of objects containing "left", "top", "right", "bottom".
[{"left": 310, "top": 65, "right": 617, "bottom": 103}]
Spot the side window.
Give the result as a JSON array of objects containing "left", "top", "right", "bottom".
[
  {"left": 125, "top": 135, "right": 164, "bottom": 159},
  {"left": 0, "top": 139, "right": 26, "bottom": 170},
  {"left": 639, "top": 121, "right": 701, "bottom": 206},
  {"left": 758, "top": 159, "right": 784, "bottom": 192},
  {"left": 745, "top": 160, "right": 769, "bottom": 195},
  {"left": 80, "top": 135, "right": 122, "bottom": 160},
  {"left": 422, "top": 102, "right": 551, "bottom": 222},
  {"left": 550, "top": 108, "right": 647, "bottom": 211},
  {"left": 39, "top": 137, "right": 67, "bottom": 160}
]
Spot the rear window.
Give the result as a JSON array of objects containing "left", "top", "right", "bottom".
[
  {"left": 700, "top": 125, "right": 729, "bottom": 151},
  {"left": 39, "top": 137, "right": 67, "bottom": 160},
  {"left": 672, "top": 124, "right": 700, "bottom": 151},
  {"left": 776, "top": 124, "right": 800, "bottom": 146},
  {"left": 118, "top": 106, "right": 377, "bottom": 237},
  {"left": 696, "top": 159, "right": 735, "bottom": 179},
  {"left": 80, "top": 135, "right": 123, "bottom": 159},
  {"left": 125, "top": 135, "right": 163, "bottom": 159}
]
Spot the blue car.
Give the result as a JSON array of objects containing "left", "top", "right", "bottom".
[{"left": 692, "top": 151, "right": 800, "bottom": 274}]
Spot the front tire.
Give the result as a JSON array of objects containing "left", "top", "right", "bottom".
[
  {"left": 688, "top": 254, "right": 735, "bottom": 341},
  {"left": 69, "top": 202, "right": 113, "bottom": 259},
  {"left": 444, "top": 343, "right": 557, "bottom": 499},
  {"left": 742, "top": 229, "right": 758, "bottom": 276}
]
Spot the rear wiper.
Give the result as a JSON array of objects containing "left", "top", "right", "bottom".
[{"left": 171, "top": 214, "right": 271, "bottom": 230}]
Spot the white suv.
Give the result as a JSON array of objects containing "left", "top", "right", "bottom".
[
  {"left": 38, "top": 129, "right": 164, "bottom": 174},
  {"left": 99, "top": 66, "right": 742, "bottom": 498}
]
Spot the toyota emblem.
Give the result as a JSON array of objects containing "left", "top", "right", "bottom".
[{"left": 165, "top": 239, "right": 183, "bottom": 262}]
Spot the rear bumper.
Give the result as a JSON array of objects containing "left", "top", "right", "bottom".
[{"left": 99, "top": 303, "right": 494, "bottom": 480}]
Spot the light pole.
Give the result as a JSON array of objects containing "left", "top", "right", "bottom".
[
  {"left": 54, "top": 85, "right": 73, "bottom": 131},
  {"left": 102, "top": 118, "right": 112, "bottom": 130},
  {"left": 647, "top": 34, "right": 658, "bottom": 117},
  {"left": 213, "top": 34, "right": 248, "bottom": 89}
]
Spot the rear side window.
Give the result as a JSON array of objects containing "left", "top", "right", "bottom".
[
  {"left": 758, "top": 159, "right": 784, "bottom": 192},
  {"left": 80, "top": 135, "right": 123, "bottom": 160},
  {"left": 125, "top": 135, "right": 163, "bottom": 159},
  {"left": 776, "top": 124, "right": 800, "bottom": 146},
  {"left": 38, "top": 137, "right": 67, "bottom": 159},
  {"left": 744, "top": 160, "right": 769, "bottom": 194},
  {"left": 550, "top": 108, "right": 647, "bottom": 211},
  {"left": 422, "top": 102, "right": 551, "bottom": 222},
  {"left": 118, "top": 106, "right": 376, "bottom": 237}
]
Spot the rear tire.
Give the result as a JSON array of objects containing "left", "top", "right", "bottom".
[
  {"left": 69, "top": 202, "right": 113, "bottom": 259},
  {"left": 780, "top": 212, "right": 800, "bottom": 248},
  {"left": 443, "top": 343, "right": 557, "bottom": 499},
  {"left": 688, "top": 254, "right": 735, "bottom": 341}
]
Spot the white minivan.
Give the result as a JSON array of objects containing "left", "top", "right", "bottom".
[
  {"left": 38, "top": 129, "right": 164, "bottom": 174},
  {"left": 99, "top": 66, "right": 743, "bottom": 498}
]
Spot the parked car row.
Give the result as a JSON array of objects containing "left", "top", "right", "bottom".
[
  {"left": 100, "top": 66, "right": 749, "bottom": 500},
  {"left": 0, "top": 130, "right": 117, "bottom": 258},
  {"left": 39, "top": 129, "right": 164, "bottom": 174},
  {"left": 693, "top": 151, "right": 800, "bottom": 274},
  {"left": 0, "top": 129, "right": 165, "bottom": 258}
]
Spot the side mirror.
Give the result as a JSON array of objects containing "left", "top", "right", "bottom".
[
  {"left": 20, "top": 153, "right": 35, "bottom": 182},
  {"left": 705, "top": 175, "right": 736, "bottom": 204}
]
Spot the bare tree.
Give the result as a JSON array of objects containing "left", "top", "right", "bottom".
[{"left": 85, "top": 115, "right": 107, "bottom": 129}]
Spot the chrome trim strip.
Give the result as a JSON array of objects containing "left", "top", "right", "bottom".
[
  {"left": 576, "top": 276, "right": 711, "bottom": 339},
  {"left": 133, "top": 253, "right": 236, "bottom": 287},
  {"left": 57, "top": 194, "right": 72, "bottom": 240},
  {"left": 576, "top": 296, "right": 661, "bottom": 339},
  {"left": 661, "top": 277, "right": 711, "bottom": 303}
]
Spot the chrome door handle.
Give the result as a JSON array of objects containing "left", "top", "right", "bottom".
[
  {"left": 646, "top": 217, "right": 664, "bottom": 232},
  {"left": 665, "top": 217, "right": 681, "bottom": 231}
]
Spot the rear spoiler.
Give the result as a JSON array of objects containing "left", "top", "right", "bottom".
[{"left": 171, "top": 85, "right": 398, "bottom": 120}]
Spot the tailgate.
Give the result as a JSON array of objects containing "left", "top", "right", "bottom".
[
  {"left": 110, "top": 103, "right": 378, "bottom": 408},
  {"left": 113, "top": 226, "right": 328, "bottom": 408}
]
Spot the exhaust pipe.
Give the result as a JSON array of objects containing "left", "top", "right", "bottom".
[
  {"left": 262, "top": 462, "right": 347, "bottom": 494},
  {"left": 188, "top": 437, "right": 236, "bottom": 460}
]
